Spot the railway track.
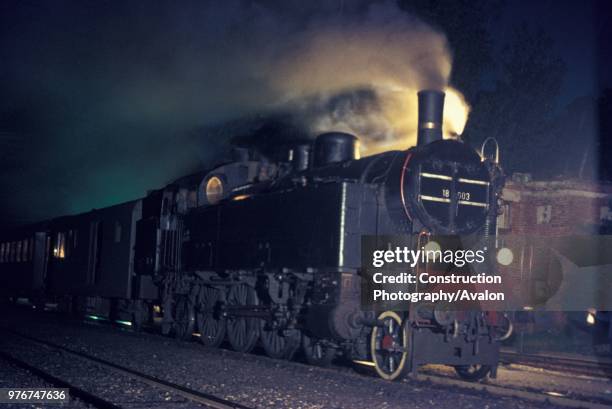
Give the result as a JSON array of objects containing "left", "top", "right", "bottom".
[
  {"left": 3, "top": 314, "right": 611, "bottom": 409},
  {"left": 501, "top": 350, "right": 612, "bottom": 378},
  {"left": 413, "top": 372, "right": 612, "bottom": 409},
  {"left": 0, "top": 349, "right": 121, "bottom": 409},
  {"left": 0, "top": 329, "right": 254, "bottom": 409}
]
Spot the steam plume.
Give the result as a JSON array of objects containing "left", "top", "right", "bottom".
[{"left": 0, "top": 0, "right": 470, "bottom": 222}]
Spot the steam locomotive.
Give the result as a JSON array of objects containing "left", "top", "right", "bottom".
[{"left": 0, "top": 90, "right": 510, "bottom": 381}]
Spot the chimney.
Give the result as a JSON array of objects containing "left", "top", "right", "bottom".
[{"left": 417, "top": 90, "right": 445, "bottom": 146}]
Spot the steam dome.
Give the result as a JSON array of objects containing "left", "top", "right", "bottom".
[{"left": 312, "top": 132, "right": 358, "bottom": 167}]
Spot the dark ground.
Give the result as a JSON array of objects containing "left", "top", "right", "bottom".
[{"left": 0, "top": 306, "right": 610, "bottom": 409}]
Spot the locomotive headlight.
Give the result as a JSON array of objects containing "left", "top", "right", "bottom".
[
  {"left": 496, "top": 247, "right": 514, "bottom": 266},
  {"left": 586, "top": 313, "right": 595, "bottom": 325},
  {"left": 205, "top": 176, "right": 224, "bottom": 204},
  {"left": 586, "top": 308, "right": 597, "bottom": 325}
]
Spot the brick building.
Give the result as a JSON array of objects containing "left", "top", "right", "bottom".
[
  {"left": 497, "top": 174, "right": 612, "bottom": 353},
  {"left": 499, "top": 173, "right": 612, "bottom": 236}
]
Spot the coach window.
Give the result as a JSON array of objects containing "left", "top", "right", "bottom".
[
  {"left": 188, "top": 190, "right": 197, "bottom": 208},
  {"left": 16, "top": 241, "right": 22, "bottom": 262},
  {"left": 28, "top": 238, "right": 34, "bottom": 261},
  {"left": 59, "top": 232, "right": 66, "bottom": 258},
  {"left": 114, "top": 222, "right": 122, "bottom": 243},
  {"left": 66, "top": 230, "right": 73, "bottom": 258},
  {"left": 54, "top": 232, "right": 66, "bottom": 259},
  {"left": 22, "top": 239, "right": 28, "bottom": 262},
  {"left": 162, "top": 198, "right": 169, "bottom": 216},
  {"left": 0, "top": 243, "right": 5, "bottom": 263}
]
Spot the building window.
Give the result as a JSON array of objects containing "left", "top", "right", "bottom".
[
  {"left": 536, "top": 205, "right": 552, "bottom": 224},
  {"left": 600, "top": 206, "right": 612, "bottom": 222},
  {"left": 54, "top": 232, "right": 66, "bottom": 259},
  {"left": 114, "top": 222, "right": 122, "bottom": 243},
  {"left": 497, "top": 203, "right": 511, "bottom": 229}
]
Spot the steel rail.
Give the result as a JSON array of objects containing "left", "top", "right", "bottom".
[
  {"left": 0, "top": 349, "right": 121, "bottom": 409},
  {"left": 501, "top": 350, "right": 612, "bottom": 378},
  {"left": 2, "top": 329, "right": 254, "bottom": 409}
]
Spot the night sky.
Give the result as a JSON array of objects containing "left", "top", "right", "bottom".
[
  {"left": 1, "top": 0, "right": 611, "bottom": 228},
  {"left": 495, "top": 0, "right": 606, "bottom": 105}
]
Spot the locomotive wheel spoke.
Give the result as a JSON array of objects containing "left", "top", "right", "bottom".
[
  {"left": 196, "top": 286, "right": 226, "bottom": 348},
  {"left": 226, "top": 284, "right": 259, "bottom": 353},
  {"left": 260, "top": 324, "right": 300, "bottom": 360},
  {"left": 370, "top": 311, "right": 410, "bottom": 381},
  {"left": 173, "top": 295, "right": 195, "bottom": 341}
]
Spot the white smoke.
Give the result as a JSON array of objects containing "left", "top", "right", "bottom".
[{"left": 112, "top": 0, "right": 468, "bottom": 153}]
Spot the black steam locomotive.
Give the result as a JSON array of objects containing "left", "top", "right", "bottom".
[{"left": 0, "top": 90, "right": 509, "bottom": 381}]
